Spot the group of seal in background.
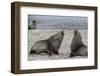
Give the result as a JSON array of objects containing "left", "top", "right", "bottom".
[{"left": 30, "top": 30, "right": 88, "bottom": 57}]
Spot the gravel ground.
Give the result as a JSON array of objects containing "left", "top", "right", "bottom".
[{"left": 28, "top": 30, "right": 88, "bottom": 61}]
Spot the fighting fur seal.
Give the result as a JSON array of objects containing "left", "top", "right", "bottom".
[
  {"left": 70, "top": 30, "right": 88, "bottom": 57},
  {"left": 30, "top": 31, "right": 64, "bottom": 55}
]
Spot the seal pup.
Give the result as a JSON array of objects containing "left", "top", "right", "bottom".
[{"left": 70, "top": 30, "right": 88, "bottom": 57}]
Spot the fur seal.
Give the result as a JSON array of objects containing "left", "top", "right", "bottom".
[
  {"left": 30, "top": 31, "right": 64, "bottom": 55},
  {"left": 48, "top": 31, "right": 64, "bottom": 55},
  {"left": 70, "top": 30, "right": 88, "bottom": 57},
  {"left": 28, "top": 20, "right": 36, "bottom": 29}
]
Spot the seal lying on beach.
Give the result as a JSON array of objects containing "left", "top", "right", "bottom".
[
  {"left": 70, "top": 30, "right": 88, "bottom": 57},
  {"left": 30, "top": 31, "right": 64, "bottom": 55}
]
